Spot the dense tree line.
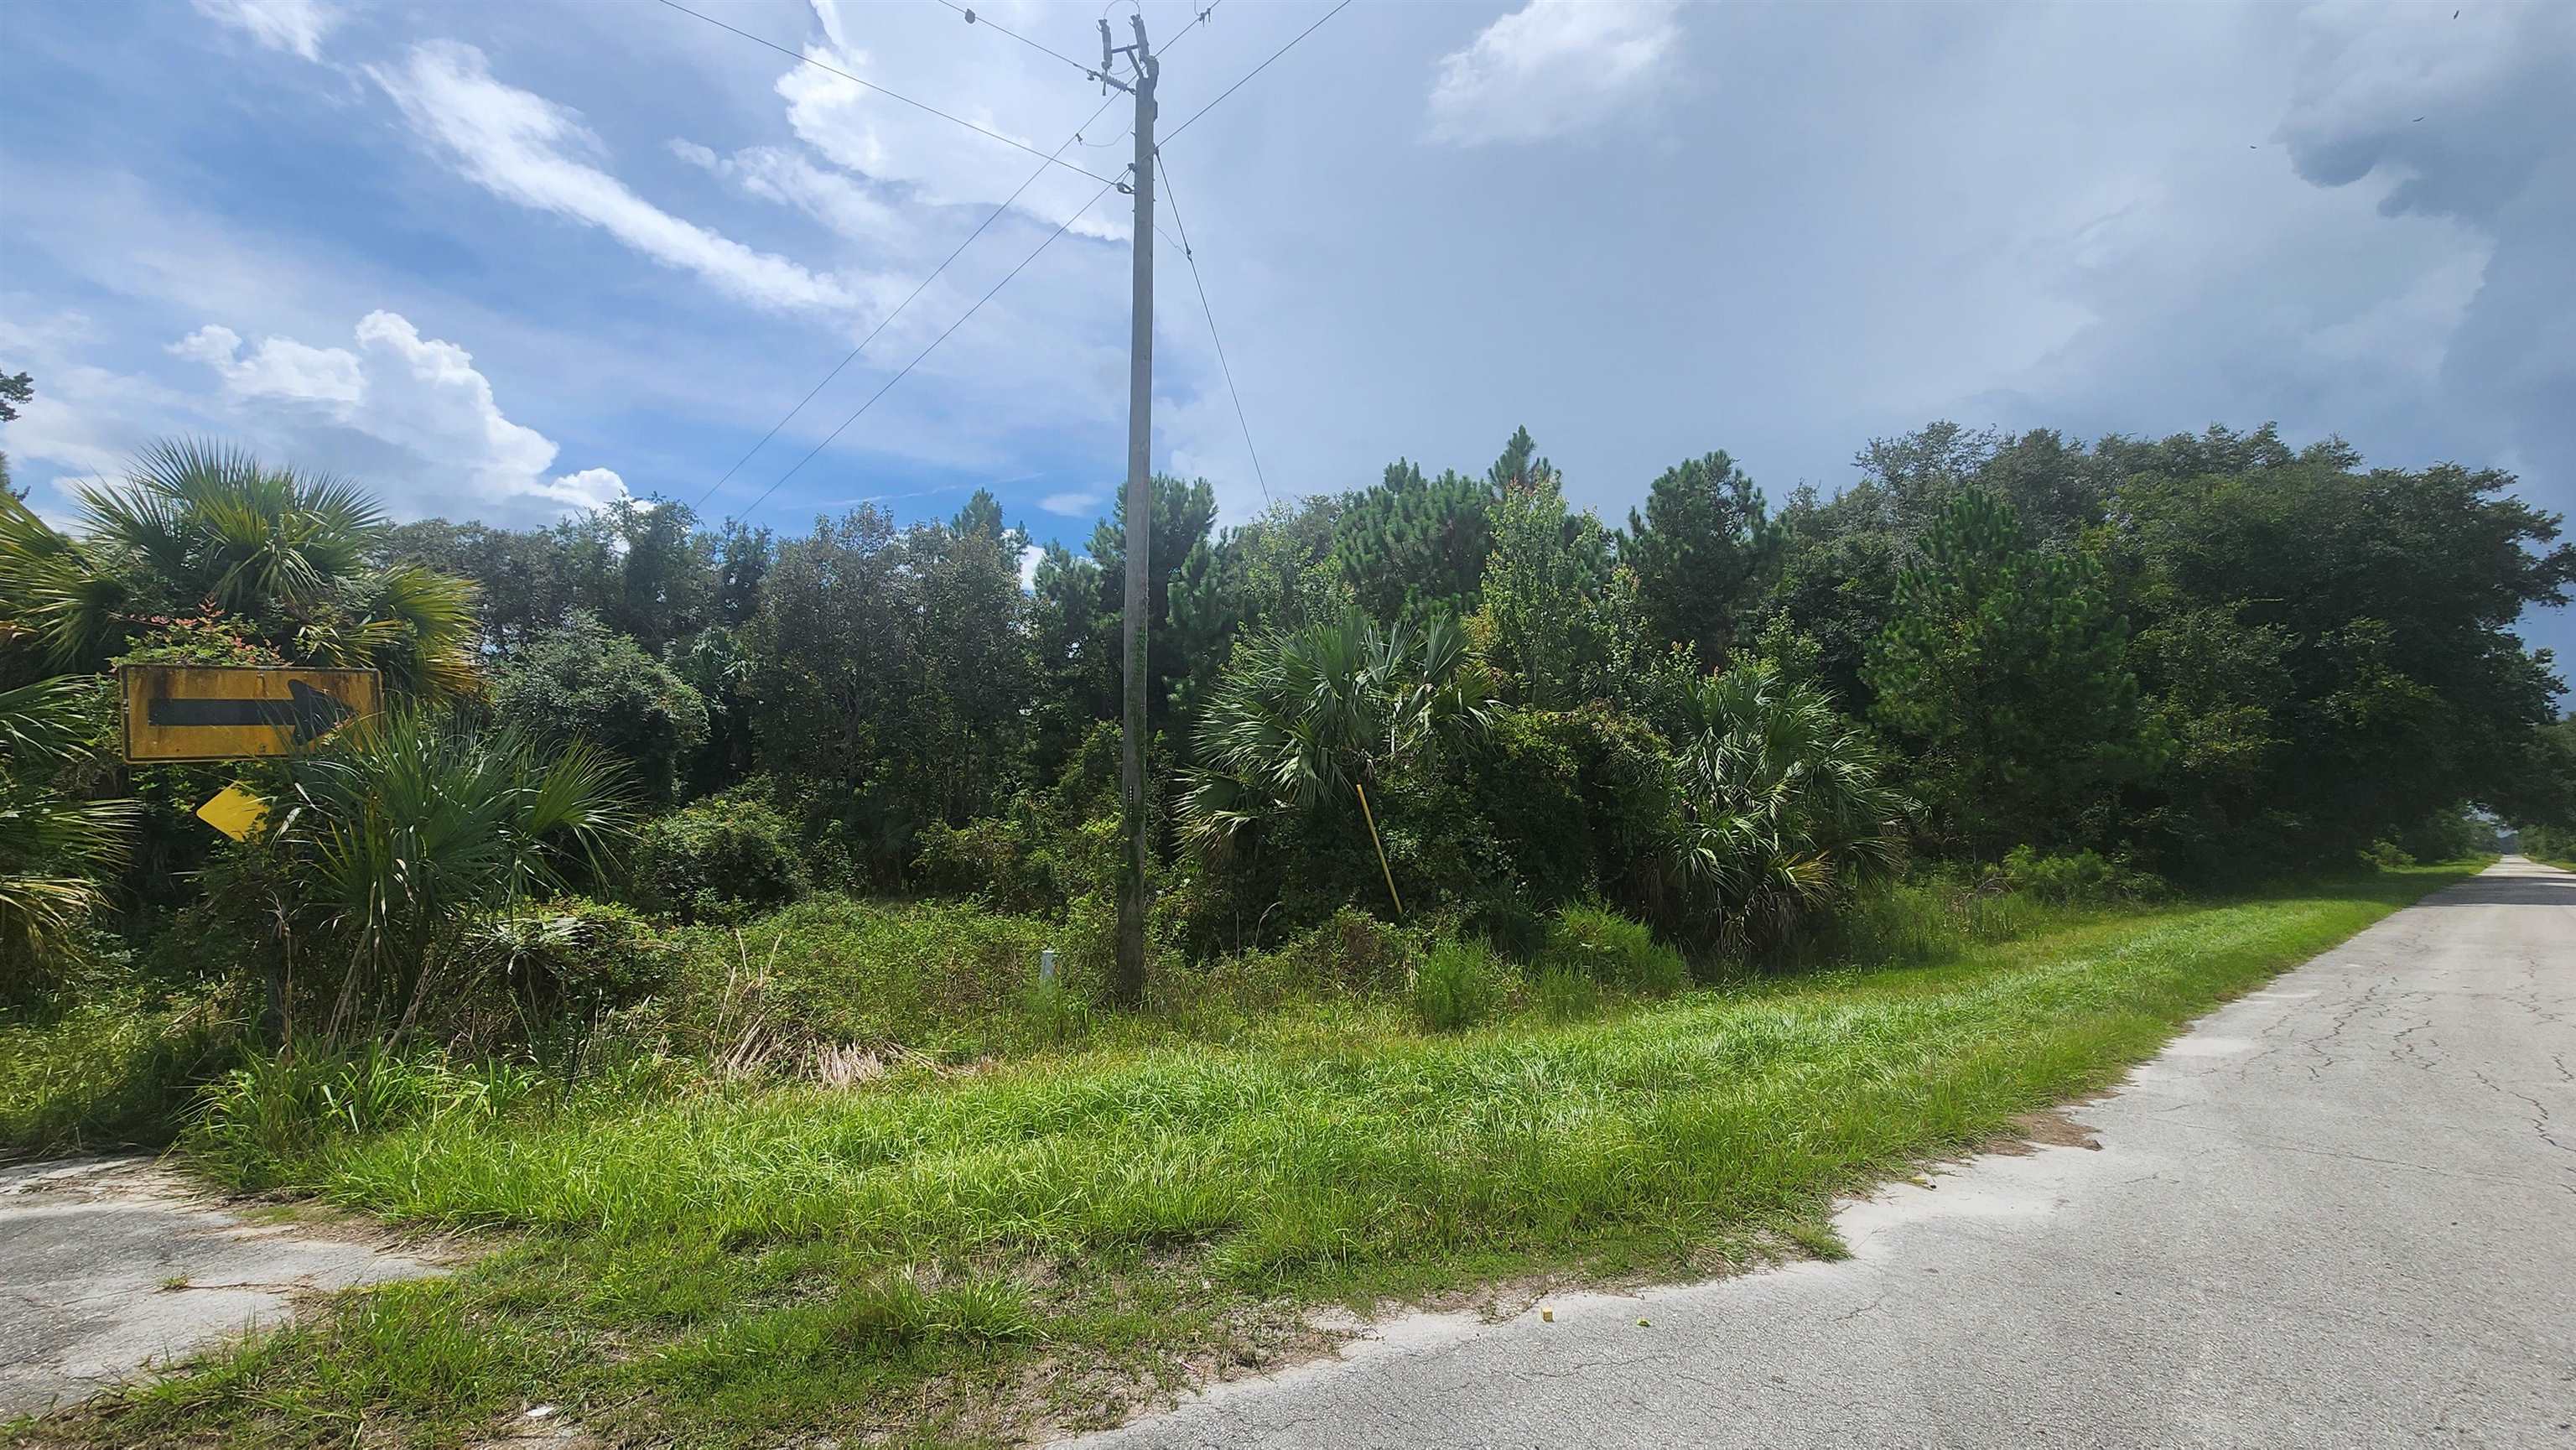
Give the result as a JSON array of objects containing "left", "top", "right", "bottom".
[
  {"left": 7, "top": 416, "right": 2568, "bottom": 995},
  {"left": 372, "top": 420, "right": 2565, "bottom": 886}
]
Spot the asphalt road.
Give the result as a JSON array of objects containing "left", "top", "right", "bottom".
[
  {"left": 0, "top": 1157, "right": 441, "bottom": 1420},
  {"left": 1076, "top": 856, "right": 2576, "bottom": 1449}
]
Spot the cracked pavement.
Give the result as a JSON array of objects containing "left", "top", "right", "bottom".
[
  {"left": 1073, "top": 857, "right": 2576, "bottom": 1448},
  {"left": 0, "top": 1155, "right": 444, "bottom": 1419}
]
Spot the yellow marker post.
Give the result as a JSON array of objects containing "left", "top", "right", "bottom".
[
  {"left": 119, "top": 664, "right": 381, "bottom": 762},
  {"left": 195, "top": 782, "right": 269, "bottom": 843}
]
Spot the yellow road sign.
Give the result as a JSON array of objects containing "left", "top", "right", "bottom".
[
  {"left": 119, "top": 664, "right": 382, "bottom": 762},
  {"left": 195, "top": 782, "right": 269, "bottom": 842}
]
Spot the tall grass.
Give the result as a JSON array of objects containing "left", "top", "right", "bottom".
[
  {"left": 184, "top": 1047, "right": 547, "bottom": 1191},
  {"left": 0, "top": 990, "right": 243, "bottom": 1159}
]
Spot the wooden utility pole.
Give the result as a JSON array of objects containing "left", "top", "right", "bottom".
[{"left": 1107, "top": 13, "right": 1157, "bottom": 1002}]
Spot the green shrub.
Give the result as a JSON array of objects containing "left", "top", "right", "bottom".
[
  {"left": 465, "top": 897, "right": 673, "bottom": 1018},
  {"left": 1795, "top": 874, "right": 2057, "bottom": 969},
  {"left": 2000, "top": 845, "right": 2161, "bottom": 902},
  {"left": 1158, "top": 907, "right": 1418, "bottom": 1016},
  {"left": 915, "top": 796, "right": 1123, "bottom": 919},
  {"left": 915, "top": 813, "right": 1054, "bottom": 912},
  {"left": 2517, "top": 822, "right": 2575, "bottom": 862},
  {"left": 636, "top": 801, "right": 811, "bottom": 923},
  {"left": 1542, "top": 904, "right": 1686, "bottom": 992},
  {"left": 1290, "top": 907, "right": 1414, "bottom": 993},
  {"left": 1465, "top": 706, "right": 1675, "bottom": 920},
  {"left": 1412, "top": 937, "right": 1504, "bottom": 1032},
  {"left": 1652, "top": 658, "right": 1909, "bottom": 955},
  {"left": 2394, "top": 807, "right": 2490, "bottom": 864},
  {"left": 243, "top": 709, "right": 635, "bottom": 1040}
]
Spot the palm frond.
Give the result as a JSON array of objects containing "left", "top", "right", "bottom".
[
  {"left": 274, "top": 709, "right": 636, "bottom": 1028},
  {"left": 0, "top": 492, "right": 128, "bottom": 668},
  {"left": 1661, "top": 657, "right": 1911, "bottom": 954},
  {"left": 91, "top": 439, "right": 392, "bottom": 614},
  {"left": 0, "top": 676, "right": 103, "bottom": 767},
  {"left": 0, "top": 790, "right": 139, "bottom": 967},
  {"left": 1181, "top": 609, "right": 1497, "bottom": 852}
]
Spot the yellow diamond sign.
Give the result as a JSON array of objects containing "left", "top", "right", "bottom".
[{"left": 195, "top": 782, "right": 269, "bottom": 843}]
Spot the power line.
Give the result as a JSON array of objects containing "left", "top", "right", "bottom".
[
  {"left": 1154, "top": 151, "right": 1270, "bottom": 507},
  {"left": 693, "top": 0, "right": 1234, "bottom": 507},
  {"left": 690, "top": 0, "right": 1238, "bottom": 519},
  {"left": 694, "top": 94, "right": 1123, "bottom": 509},
  {"left": 1158, "top": 1, "right": 1228, "bottom": 55},
  {"left": 1162, "top": 0, "right": 1352, "bottom": 145},
  {"left": 928, "top": 0, "right": 1223, "bottom": 94},
  {"left": 730, "top": 179, "right": 1121, "bottom": 523},
  {"left": 931, "top": 0, "right": 1101, "bottom": 84},
  {"left": 652, "top": 0, "right": 1120, "bottom": 188}
]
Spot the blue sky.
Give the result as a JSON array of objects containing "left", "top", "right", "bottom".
[{"left": 4, "top": 1, "right": 2572, "bottom": 656}]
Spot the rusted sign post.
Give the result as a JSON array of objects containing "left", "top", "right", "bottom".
[{"left": 118, "top": 664, "right": 382, "bottom": 763}]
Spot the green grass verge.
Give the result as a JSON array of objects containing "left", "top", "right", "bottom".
[{"left": 29, "top": 864, "right": 2480, "bottom": 1448}]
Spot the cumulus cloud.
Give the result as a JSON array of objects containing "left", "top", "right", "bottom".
[
  {"left": 1426, "top": 0, "right": 1682, "bottom": 146},
  {"left": 170, "top": 324, "right": 364, "bottom": 406},
  {"left": 1018, "top": 543, "right": 1042, "bottom": 592},
  {"left": 371, "top": 42, "right": 858, "bottom": 314},
  {"left": 169, "top": 310, "right": 626, "bottom": 515},
  {"left": 190, "top": 0, "right": 337, "bottom": 61}
]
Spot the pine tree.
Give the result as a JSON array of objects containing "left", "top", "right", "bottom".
[
  {"left": 1487, "top": 424, "right": 1547, "bottom": 494},
  {"left": 1626, "top": 450, "right": 1779, "bottom": 666},
  {"left": 1332, "top": 460, "right": 1491, "bottom": 622}
]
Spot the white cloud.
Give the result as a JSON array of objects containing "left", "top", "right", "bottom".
[
  {"left": 170, "top": 324, "right": 365, "bottom": 405},
  {"left": 169, "top": 309, "right": 626, "bottom": 515},
  {"left": 1038, "top": 490, "right": 1101, "bottom": 517},
  {"left": 0, "top": 310, "right": 203, "bottom": 492},
  {"left": 1426, "top": 0, "right": 1682, "bottom": 146},
  {"left": 371, "top": 42, "right": 858, "bottom": 314},
  {"left": 548, "top": 467, "right": 629, "bottom": 508},
  {"left": 1018, "top": 543, "right": 1042, "bottom": 592},
  {"left": 191, "top": 0, "right": 337, "bottom": 61},
  {"left": 773, "top": 23, "right": 1128, "bottom": 242},
  {"left": 808, "top": 0, "right": 850, "bottom": 53},
  {"left": 672, "top": 138, "right": 910, "bottom": 248}
]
